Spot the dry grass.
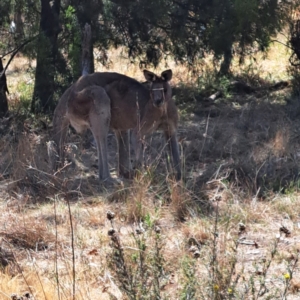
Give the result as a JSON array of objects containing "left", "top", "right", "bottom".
[
  {"left": 1, "top": 186, "right": 300, "bottom": 298},
  {"left": 2, "top": 38, "right": 300, "bottom": 299}
]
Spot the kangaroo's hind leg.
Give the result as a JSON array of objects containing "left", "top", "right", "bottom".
[
  {"left": 130, "top": 128, "right": 144, "bottom": 172},
  {"left": 115, "top": 130, "right": 132, "bottom": 179},
  {"left": 87, "top": 86, "right": 113, "bottom": 182},
  {"left": 164, "top": 129, "right": 181, "bottom": 181}
]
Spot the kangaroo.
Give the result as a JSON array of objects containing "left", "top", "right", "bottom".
[{"left": 52, "top": 69, "right": 181, "bottom": 184}]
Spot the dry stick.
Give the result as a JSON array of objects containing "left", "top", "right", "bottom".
[
  {"left": 163, "top": 97, "right": 173, "bottom": 179},
  {"left": 155, "top": 138, "right": 170, "bottom": 178},
  {"left": 135, "top": 92, "right": 143, "bottom": 172},
  {"left": 54, "top": 198, "right": 61, "bottom": 300},
  {"left": 53, "top": 161, "right": 72, "bottom": 176},
  {"left": 66, "top": 197, "right": 76, "bottom": 300},
  {"left": 207, "top": 90, "right": 221, "bottom": 101},
  {"left": 253, "top": 160, "right": 266, "bottom": 202},
  {"left": 199, "top": 110, "right": 211, "bottom": 160},
  {"left": 211, "top": 201, "right": 219, "bottom": 298}
]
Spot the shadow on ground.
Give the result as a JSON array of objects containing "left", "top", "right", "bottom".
[{"left": 1, "top": 79, "right": 300, "bottom": 207}]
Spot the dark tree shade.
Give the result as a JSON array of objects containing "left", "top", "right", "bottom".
[
  {"left": 103, "top": 0, "right": 293, "bottom": 74},
  {"left": 31, "top": 0, "right": 61, "bottom": 113},
  {"left": 0, "top": 0, "right": 298, "bottom": 116},
  {"left": 0, "top": 58, "right": 9, "bottom": 117}
]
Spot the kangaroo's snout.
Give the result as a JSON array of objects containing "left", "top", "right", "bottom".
[
  {"left": 151, "top": 87, "right": 165, "bottom": 107},
  {"left": 153, "top": 98, "right": 164, "bottom": 107}
]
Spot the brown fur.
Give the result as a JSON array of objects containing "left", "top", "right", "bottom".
[{"left": 52, "top": 70, "right": 181, "bottom": 183}]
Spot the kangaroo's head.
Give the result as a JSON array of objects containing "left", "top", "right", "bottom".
[{"left": 143, "top": 69, "right": 172, "bottom": 108}]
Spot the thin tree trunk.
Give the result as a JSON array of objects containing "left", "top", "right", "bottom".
[
  {"left": 80, "top": 26, "right": 94, "bottom": 75},
  {"left": 0, "top": 58, "right": 9, "bottom": 117},
  {"left": 14, "top": 0, "right": 24, "bottom": 38},
  {"left": 31, "top": 0, "right": 61, "bottom": 113},
  {"left": 81, "top": 23, "right": 92, "bottom": 75},
  {"left": 219, "top": 46, "right": 233, "bottom": 76},
  {"left": 72, "top": 1, "right": 96, "bottom": 75}
]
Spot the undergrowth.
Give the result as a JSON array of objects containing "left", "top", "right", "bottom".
[
  {"left": 1, "top": 40, "right": 300, "bottom": 299},
  {"left": 105, "top": 202, "right": 300, "bottom": 300}
]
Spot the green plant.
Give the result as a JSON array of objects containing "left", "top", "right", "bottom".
[
  {"left": 180, "top": 256, "right": 197, "bottom": 300},
  {"left": 17, "top": 81, "right": 34, "bottom": 112},
  {"left": 64, "top": 5, "right": 81, "bottom": 79},
  {"left": 107, "top": 211, "right": 169, "bottom": 300}
]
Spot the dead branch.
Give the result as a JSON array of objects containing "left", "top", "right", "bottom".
[
  {"left": 0, "top": 37, "right": 36, "bottom": 80},
  {"left": 206, "top": 91, "right": 222, "bottom": 101}
]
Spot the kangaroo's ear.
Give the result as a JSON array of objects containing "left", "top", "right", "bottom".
[
  {"left": 161, "top": 69, "right": 172, "bottom": 81},
  {"left": 143, "top": 70, "right": 156, "bottom": 82}
]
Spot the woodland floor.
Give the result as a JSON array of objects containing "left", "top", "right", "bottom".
[{"left": 1, "top": 47, "right": 300, "bottom": 299}]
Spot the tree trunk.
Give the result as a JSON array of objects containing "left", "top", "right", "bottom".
[
  {"left": 79, "top": 26, "right": 94, "bottom": 75},
  {"left": 72, "top": 1, "right": 95, "bottom": 75},
  {"left": 0, "top": 58, "right": 9, "bottom": 117},
  {"left": 31, "top": 0, "right": 61, "bottom": 113},
  {"left": 14, "top": 0, "right": 24, "bottom": 38},
  {"left": 81, "top": 23, "right": 92, "bottom": 75},
  {"left": 87, "top": 40, "right": 94, "bottom": 74},
  {"left": 219, "top": 46, "right": 233, "bottom": 76}
]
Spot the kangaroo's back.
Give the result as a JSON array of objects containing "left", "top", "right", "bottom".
[
  {"left": 74, "top": 72, "right": 146, "bottom": 94},
  {"left": 72, "top": 72, "right": 151, "bottom": 130}
]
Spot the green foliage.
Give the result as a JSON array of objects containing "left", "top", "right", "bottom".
[
  {"left": 0, "top": 1, "right": 16, "bottom": 53},
  {"left": 14, "top": 80, "right": 34, "bottom": 113},
  {"left": 65, "top": 5, "right": 76, "bottom": 27},
  {"left": 0, "top": 0, "right": 13, "bottom": 27},
  {"left": 103, "top": 0, "right": 293, "bottom": 71},
  {"left": 196, "top": 70, "right": 232, "bottom": 99},
  {"left": 0, "top": 0, "right": 40, "bottom": 57},
  {"left": 0, "top": 0, "right": 298, "bottom": 115},
  {"left": 180, "top": 256, "right": 197, "bottom": 300},
  {"left": 64, "top": 5, "right": 82, "bottom": 78},
  {"left": 107, "top": 217, "right": 169, "bottom": 299},
  {"left": 144, "top": 213, "right": 153, "bottom": 228},
  {"left": 218, "top": 77, "right": 232, "bottom": 99}
]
